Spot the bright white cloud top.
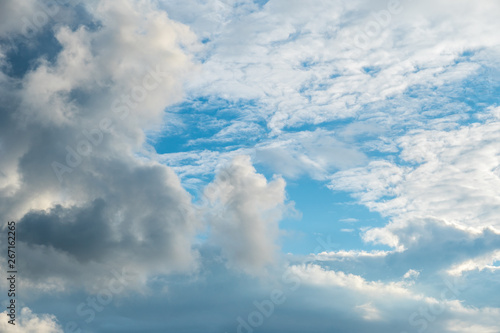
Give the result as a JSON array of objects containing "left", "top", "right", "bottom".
[{"left": 0, "top": 0, "right": 499, "bottom": 332}]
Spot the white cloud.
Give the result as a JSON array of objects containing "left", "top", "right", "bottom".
[
  {"left": 447, "top": 250, "right": 500, "bottom": 277},
  {"left": 203, "top": 155, "right": 288, "bottom": 274},
  {"left": 255, "top": 129, "right": 367, "bottom": 180},
  {"left": 329, "top": 108, "right": 500, "bottom": 258},
  {"left": 312, "top": 249, "right": 392, "bottom": 261},
  {"left": 159, "top": 0, "right": 500, "bottom": 134},
  {"left": 356, "top": 302, "right": 382, "bottom": 321},
  {"left": 289, "top": 264, "right": 413, "bottom": 297},
  {"left": 443, "top": 305, "right": 500, "bottom": 333},
  {"left": 339, "top": 218, "right": 358, "bottom": 223},
  {"left": 287, "top": 263, "right": 500, "bottom": 332},
  {"left": 0, "top": 307, "right": 63, "bottom": 333},
  {"left": 403, "top": 269, "right": 420, "bottom": 280}
]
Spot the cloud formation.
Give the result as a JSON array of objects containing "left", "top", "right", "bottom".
[
  {"left": 204, "top": 155, "right": 288, "bottom": 274},
  {"left": 1, "top": 0, "right": 499, "bottom": 332},
  {"left": 0, "top": 0, "right": 201, "bottom": 292}
]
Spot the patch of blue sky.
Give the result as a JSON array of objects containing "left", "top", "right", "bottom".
[
  {"left": 269, "top": 30, "right": 302, "bottom": 47},
  {"left": 453, "top": 49, "right": 477, "bottom": 64},
  {"left": 253, "top": 161, "right": 390, "bottom": 255},
  {"left": 280, "top": 177, "right": 391, "bottom": 255},
  {"left": 299, "top": 58, "right": 318, "bottom": 69},
  {"left": 1, "top": 4, "right": 99, "bottom": 78},
  {"left": 253, "top": 0, "right": 270, "bottom": 8},
  {"left": 362, "top": 66, "right": 381, "bottom": 77},
  {"left": 279, "top": 117, "right": 357, "bottom": 133},
  {"left": 70, "top": 3, "right": 103, "bottom": 31},
  {"left": 460, "top": 68, "right": 499, "bottom": 104},
  {"left": 229, "top": 0, "right": 269, "bottom": 15},
  {"left": 2, "top": 28, "right": 62, "bottom": 78}
]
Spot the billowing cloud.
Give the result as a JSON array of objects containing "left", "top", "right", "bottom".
[
  {"left": 0, "top": 0, "right": 201, "bottom": 291},
  {"left": 204, "top": 155, "right": 288, "bottom": 274}
]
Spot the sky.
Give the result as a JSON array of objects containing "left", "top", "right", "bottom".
[{"left": 0, "top": 0, "right": 500, "bottom": 332}]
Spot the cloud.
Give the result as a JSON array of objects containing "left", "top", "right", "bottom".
[
  {"left": 403, "top": 269, "right": 420, "bottom": 280},
  {"left": 0, "top": 0, "right": 43, "bottom": 37},
  {"left": 0, "top": 0, "right": 201, "bottom": 291},
  {"left": 155, "top": 0, "right": 500, "bottom": 189},
  {"left": 329, "top": 107, "right": 500, "bottom": 250},
  {"left": 447, "top": 250, "right": 500, "bottom": 277},
  {"left": 14, "top": 162, "right": 200, "bottom": 291},
  {"left": 203, "top": 155, "right": 288, "bottom": 274},
  {"left": 0, "top": 307, "right": 63, "bottom": 333},
  {"left": 339, "top": 218, "right": 358, "bottom": 223},
  {"left": 285, "top": 263, "right": 500, "bottom": 333},
  {"left": 1, "top": 0, "right": 500, "bottom": 332},
  {"left": 305, "top": 219, "right": 500, "bottom": 302},
  {"left": 356, "top": 302, "right": 382, "bottom": 321},
  {"left": 255, "top": 129, "right": 367, "bottom": 180},
  {"left": 158, "top": 0, "right": 500, "bottom": 134}
]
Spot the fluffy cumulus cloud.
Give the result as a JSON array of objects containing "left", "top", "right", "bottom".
[
  {"left": 204, "top": 155, "right": 287, "bottom": 274},
  {"left": 0, "top": 0, "right": 201, "bottom": 292},
  {"left": 1, "top": 0, "right": 500, "bottom": 332}
]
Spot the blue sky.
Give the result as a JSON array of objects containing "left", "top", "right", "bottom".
[{"left": 1, "top": 0, "right": 500, "bottom": 332}]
